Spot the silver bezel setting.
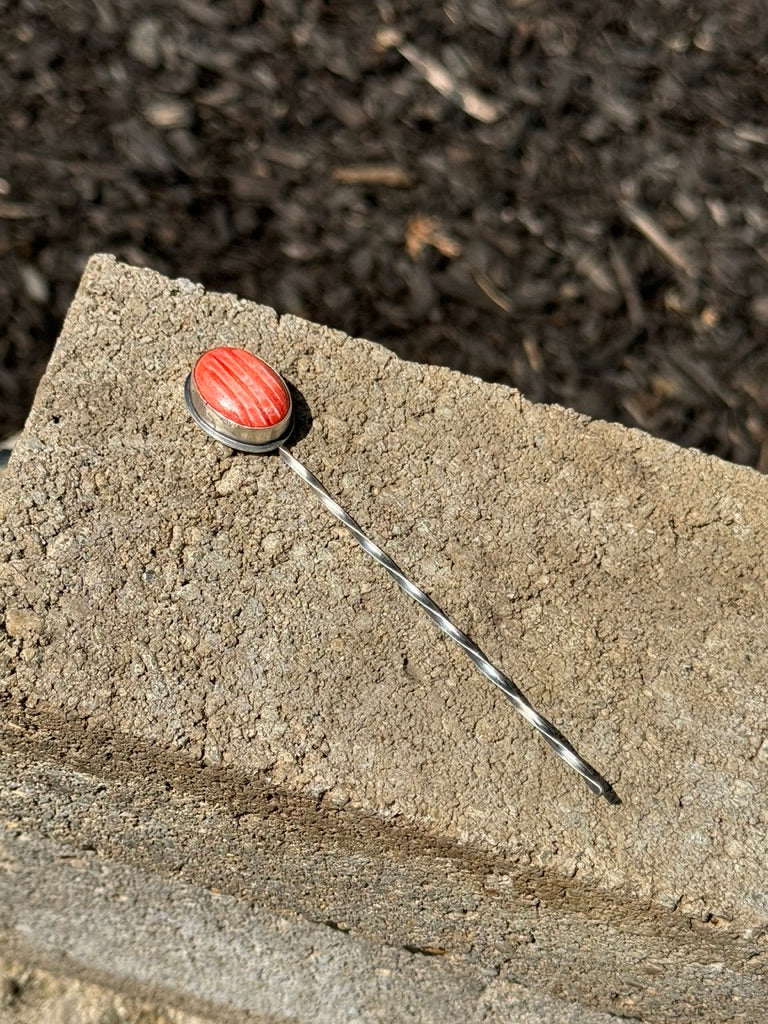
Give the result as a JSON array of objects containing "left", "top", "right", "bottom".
[{"left": 184, "top": 372, "right": 293, "bottom": 453}]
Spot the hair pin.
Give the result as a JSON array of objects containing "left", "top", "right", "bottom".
[{"left": 185, "top": 346, "right": 616, "bottom": 802}]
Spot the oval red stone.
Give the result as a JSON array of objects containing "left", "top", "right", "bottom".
[{"left": 192, "top": 347, "right": 290, "bottom": 428}]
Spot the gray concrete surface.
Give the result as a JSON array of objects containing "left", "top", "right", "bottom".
[
  {"left": 0, "top": 954, "right": 211, "bottom": 1024},
  {"left": 1, "top": 255, "right": 767, "bottom": 1021}
]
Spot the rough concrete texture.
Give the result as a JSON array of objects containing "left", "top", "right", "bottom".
[
  {"left": 0, "top": 955, "right": 210, "bottom": 1024},
  {"left": 1, "top": 255, "right": 767, "bottom": 1022}
]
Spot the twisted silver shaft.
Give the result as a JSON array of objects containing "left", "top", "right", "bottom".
[{"left": 278, "top": 446, "right": 614, "bottom": 801}]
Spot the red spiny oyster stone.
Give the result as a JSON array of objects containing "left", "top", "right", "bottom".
[{"left": 192, "top": 347, "right": 290, "bottom": 428}]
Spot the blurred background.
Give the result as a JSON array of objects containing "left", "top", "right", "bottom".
[{"left": 2, "top": 0, "right": 768, "bottom": 467}]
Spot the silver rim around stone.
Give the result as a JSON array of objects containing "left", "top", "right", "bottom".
[{"left": 184, "top": 372, "right": 294, "bottom": 454}]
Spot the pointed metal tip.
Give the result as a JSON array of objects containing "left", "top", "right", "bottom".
[
  {"left": 601, "top": 786, "right": 622, "bottom": 806},
  {"left": 586, "top": 777, "right": 621, "bottom": 805}
]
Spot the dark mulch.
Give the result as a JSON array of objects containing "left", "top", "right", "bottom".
[{"left": 2, "top": 0, "right": 768, "bottom": 468}]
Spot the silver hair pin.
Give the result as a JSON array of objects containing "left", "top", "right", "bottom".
[{"left": 185, "top": 347, "right": 617, "bottom": 802}]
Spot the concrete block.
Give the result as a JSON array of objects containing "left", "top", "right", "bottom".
[
  {"left": 0, "top": 953, "right": 211, "bottom": 1024},
  {"left": 1, "top": 255, "right": 767, "bottom": 1021}
]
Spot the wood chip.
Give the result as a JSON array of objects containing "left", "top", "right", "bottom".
[
  {"left": 474, "top": 271, "right": 513, "bottom": 313},
  {"left": 0, "top": 201, "right": 43, "bottom": 220},
  {"left": 619, "top": 199, "right": 698, "bottom": 278},
  {"left": 397, "top": 42, "right": 504, "bottom": 124},
  {"left": 144, "top": 99, "right": 194, "bottom": 130},
  {"left": 332, "top": 165, "right": 412, "bottom": 188},
  {"left": 522, "top": 336, "right": 544, "bottom": 374},
  {"left": 609, "top": 241, "right": 645, "bottom": 328},
  {"left": 405, "top": 215, "right": 461, "bottom": 260}
]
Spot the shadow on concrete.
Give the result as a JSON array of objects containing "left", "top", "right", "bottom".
[{"left": 281, "top": 379, "right": 313, "bottom": 449}]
